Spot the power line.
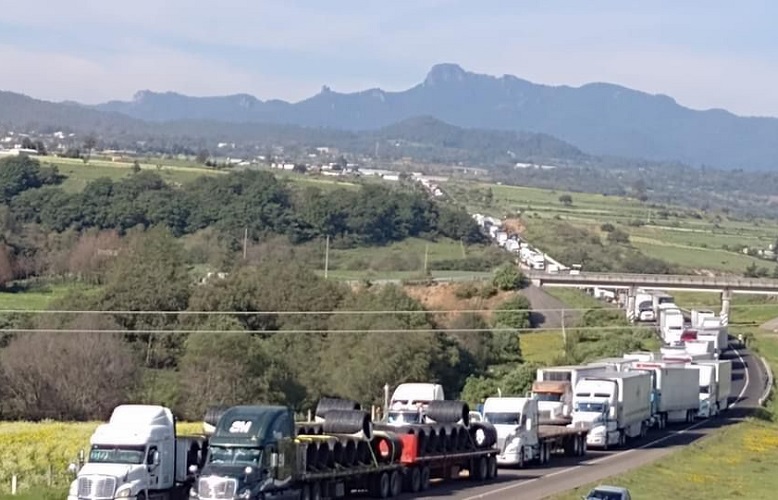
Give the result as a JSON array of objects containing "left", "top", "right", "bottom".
[
  {"left": 0, "top": 325, "right": 663, "bottom": 334},
  {"left": 0, "top": 303, "right": 774, "bottom": 316}
]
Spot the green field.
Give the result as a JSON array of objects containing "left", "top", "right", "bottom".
[
  {"left": 42, "top": 156, "right": 363, "bottom": 194},
  {"left": 0, "top": 283, "right": 98, "bottom": 310},
  {"left": 448, "top": 179, "right": 778, "bottom": 274}
]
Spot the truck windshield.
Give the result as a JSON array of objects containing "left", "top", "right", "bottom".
[
  {"left": 208, "top": 446, "right": 262, "bottom": 465},
  {"left": 484, "top": 412, "right": 521, "bottom": 425},
  {"left": 575, "top": 402, "right": 606, "bottom": 413},
  {"left": 533, "top": 392, "right": 562, "bottom": 402},
  {"left": 89, "top": 445, "right": 146, "bottom": 465},
  {"left": 386, "top": 411, "right": 423, "bottom": 424},
  {"left": 700, "top": 385, "right": 710, "bottom": 394}
]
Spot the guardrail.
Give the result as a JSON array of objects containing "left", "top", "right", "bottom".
[
  {"left": 759, "top": 355, "right": 774, "bottom": 407},
  {"left": 525, "top": 271, "right": 778, "bottom": 292}
]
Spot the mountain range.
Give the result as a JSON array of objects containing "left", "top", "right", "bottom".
[{"left": 2, "top": 63, "right": 778, "bottom": 170}]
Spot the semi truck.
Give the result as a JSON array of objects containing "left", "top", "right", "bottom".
[
  {"left": 378, "top": 384, "right": 502, "bottom": 492},
  {"left": 67, "top": 405, "right": 207, "bottom": 500},
  {"left": 658, "top": 305, "right": 685, "bottom": 345},
  {"left": 570, "top": 371, "right": 653, "bottom": 449},
  {"left": 695, "top": 359, "right": 733, "bottom": 416},
  {"left": 628, "top": 362, "right": 700, "bottom": 428},
  {"left": 652, "top": 292, "right": 675, "bottom": 319},
  {"left": 190, "top": 404, "right": 414, "bottom": 500},
  {"left": 634, "top": 291, "right": 655, "bottom": 322},
  {"left": 591, "top": 358, "right": 635, "bottom": 372},
  {"left": 691, "top": 309, "right": 716, "bottom": 328},
  {"left": 696, "top": 325, "right": 729, "bottom": 358},
  {"left": 482, "top": 397, "right": 589, "bottom": 467},
  {"left": 533, "top": 364, "right": 611, "bottom": 422}
]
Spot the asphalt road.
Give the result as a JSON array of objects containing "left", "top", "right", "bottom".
[
  {"left": 519, "top": 285, "right": 576, "bottom": 329},
  {"left": 409, "top": 344, "right": 767, "bottom": 500}
]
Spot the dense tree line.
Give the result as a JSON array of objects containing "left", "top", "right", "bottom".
[{"left": 0, "top": 156, "right": 485, "bottom": 285}]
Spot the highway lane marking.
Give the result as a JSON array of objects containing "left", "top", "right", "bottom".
[{"left": 462, "top": 347, "right": 753, "bottom": 500}]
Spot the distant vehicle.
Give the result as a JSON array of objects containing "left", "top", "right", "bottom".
[
  {"left": 584, "top": 485, "right": 632, "bottom": 500},
  {"left": 469, "top": 410, "right": 484, "bottom": 423},
  {"left": 569, "top": 264, "right": 582, "bottom": 275}
]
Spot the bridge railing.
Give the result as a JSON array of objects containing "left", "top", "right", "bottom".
[{"left": 525, "top": 271, "right": 778, "bottom": 288}]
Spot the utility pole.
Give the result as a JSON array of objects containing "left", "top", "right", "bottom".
[
  {"left": 424, "top": 244, "right": 429, "bottom": 275},
  {"left": 324, "top": 235, "right": 330, "bottom": 279},
  {"left": 561, "top": 311, "right": 568, "bottom": 357},
  {"left": 242, "top": 227, "right": 248, "bottom": 260}
]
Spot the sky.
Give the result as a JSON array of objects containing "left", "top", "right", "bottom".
[{"left": 1, "top": 0, "right": 777, "bottom": 116}]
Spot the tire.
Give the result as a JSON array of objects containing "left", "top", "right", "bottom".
[
  {"left": 420, "top": 466, "right": 431, "bottom": 491},
  {"left": 342, "top": 440, "right": 357, "bottom": 466},
  {"left": 426, "top": 400, "right": 470, "bottom": 425},
  {"left": 372, "top": 432, "right": 403, "bottom": 464},
  {"left": 321, "top": 410, "right": 372, "bottom": 439},
  {"left": 487, "top": 455, "right": 498, "bottom": 479},
  {"left": 406, "top": 467, "right": 422, "bottom": 493},
  {"left": 305, "top": 442, "right": 318, "bottom": 470},
  {"left": 478, "top": 457, "right": 489, "bottom": 481},
  {"left": 311, "top": 482, "right": 322, "bottom": 500},
  {"left": 390, "top": 470, "right": 402, "bottom": 497},
  {"left": 377, "top": 472, "right": 391, "bottom": 499}
]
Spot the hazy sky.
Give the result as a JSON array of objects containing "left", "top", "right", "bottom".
[{"left": 1, "top": 0, "right": 777, "bottom": 116}]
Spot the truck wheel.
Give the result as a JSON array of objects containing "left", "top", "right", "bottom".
[
  {"left": 390, "top": 471, "right": 402, "bottom": 497},
  {"left": 405, "top": 467, "right": 421, "bottom": 493},
  {"left": 618, "top": 431, "right": 626, "bottom": 448},
  {"left": 311, "top": 481, "right": 322, "bottom": 500},
  {"left": 420, "top": 466, "right": 431, "bottom": 491},
  {"left": 375, "top": 472, "right": 390, "bottom": 499},
  {"left": 487, "top": 455, "right": 498, "bottom": 479}
]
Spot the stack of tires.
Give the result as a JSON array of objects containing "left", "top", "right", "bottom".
[
  {"left": 380, "top": 400, "right": 498, "bottom": 456},
  {"left": 296, "top": 398, "right": 403, "bottom": 472}
]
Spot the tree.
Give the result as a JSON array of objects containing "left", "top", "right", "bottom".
[
  {"left": 600, "top": 223, "right": 615, "bottom": 232},
  {"left": 132, "top": 160, "right": 141, "bottom": 173},
  {"left": 0, "top": 244, "right": 14, "bottom": 288},
  {"left": 82, "top": 134, "right": 97, "bottom": 164},
  {"left": 606, "top": 229, "right": 630, "bottom": 244},
  {"left": 0, "top": 332, "right": 139, "bottom": 420},
  {"left": 484, "top": 187, "right": 494, "bottom": 207},
  {"left": 492, "top": 263, "right": 526, "bottom": 291},
  {"left": 558, "top": 194, "right": 573, "bottom": 206},
  {"left": 178, "top": 331, "right": 275, "bottom": 420}
]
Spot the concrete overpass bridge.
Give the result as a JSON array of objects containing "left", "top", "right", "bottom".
[{"left": 525, "top": 271, "right": 778, "bottom": 325}]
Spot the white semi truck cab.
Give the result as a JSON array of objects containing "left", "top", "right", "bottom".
[
  {"left": 385, "top": 382, "right": 445, "bottom": 426},
  {"left": 68, "top": 405, "right": 204, "bottom": 500},
  {"left": 482, "top": 397, "right": 538, "bottom": 466},
  {"left": 571, "top": 372, "right": 652, "bottom": 449}
]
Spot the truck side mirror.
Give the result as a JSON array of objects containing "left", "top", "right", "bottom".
[
  {"left": 188, "top": 465, "right": 199, "bottom": 474},
  {"left": 270, "top": 452, "right": 279, "bottom": 468},
  {"left": 152, "top": 451, "right": 160, "bottom": 466},
  {"left": 67, "top": 463, "right": 78, "bottom": 475},
  {"left": 525, "top": 418, "right": 532, "bottom": 431}
]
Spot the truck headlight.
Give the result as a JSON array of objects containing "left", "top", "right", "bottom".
[{"left": 115, "top": 486, "right": 133, "bottom": 498}]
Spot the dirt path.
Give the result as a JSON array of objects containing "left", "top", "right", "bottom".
[{"left": 519, "top": 284, "right": 580, "bottom": 328}]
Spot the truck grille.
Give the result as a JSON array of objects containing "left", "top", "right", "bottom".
[
  {"left": 198, "top": 477, "right": 238, "bottom": 499},
  {"left": 77, "top": 476, "right": 117, "bottom": 499}
]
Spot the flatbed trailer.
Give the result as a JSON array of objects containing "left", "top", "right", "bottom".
[
  {"left": 295, "top": 462, "right": 407, "bottom": 499},
  {"left": 538, "top": 425, "right": 590, "bottom": 457},
  {"left": 398, "top": 445, "right": 499, "bottom": 493}
]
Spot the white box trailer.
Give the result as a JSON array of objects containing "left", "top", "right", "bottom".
[
  {"left": 695, "top": 359, "right": 733, "bottom": 415},
  {"left": 634, "top": 293, "right": 655, "bottom": 322},
  {"left": 590, "top": 357, "right": 635, "bottom": 372},
  {"left": 571, "top": 371, "right": 652, "bottom": 449},
  {"left": 629, "top": 362, "right": 700, "bottom": 428},
  {"left": 696, "top": 326, "right": 729, "bottom": 358},
  {"left": 691, "top": 309, "right": 716, "bottom": 328},
  {"left": 684, "top": 340, "right": 715, "bottom": 360},
  {"left": 659, "top": 306, "right": 684, "bottom": 345}
]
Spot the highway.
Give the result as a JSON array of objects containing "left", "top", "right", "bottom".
[{"left": 409, "top": 345, "right": 767, "bottom": 500}]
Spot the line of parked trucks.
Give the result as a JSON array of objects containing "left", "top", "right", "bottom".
[{"left": 67, "top": 348, "right": 732, "bottom": 500}]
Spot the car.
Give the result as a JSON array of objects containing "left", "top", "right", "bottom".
[{"left": 583, "top": 485, "right": 632, "bottom": 500}]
